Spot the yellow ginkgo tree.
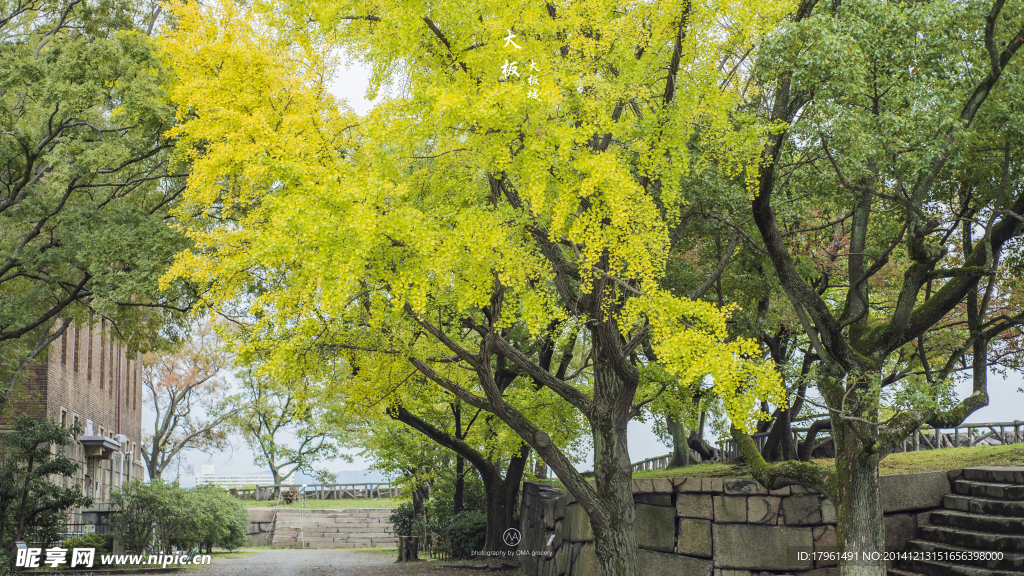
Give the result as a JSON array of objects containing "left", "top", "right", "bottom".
[{"left": 160, "top": 0, "right": 790, "bottom": 573}]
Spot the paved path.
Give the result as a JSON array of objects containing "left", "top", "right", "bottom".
[{"left": 121, "top": 549, "right": 468, "bottom": 576}]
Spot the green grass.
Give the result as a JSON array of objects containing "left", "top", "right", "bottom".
[
  {"left": 875, "top": 443, "right": 1024, "bottom": 475},
  {"left": 241, "top": 497, "right": 401, "bottom": 509},
  {"left": 540, "top": 444, "right": 1024, "bottom": 489},
  {"left": 633, "top": 461, "right": 749, "bottom": 479}
]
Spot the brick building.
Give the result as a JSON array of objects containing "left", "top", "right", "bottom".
[{"left": 4, "top": 320, "right": 146, "bottom": 521}]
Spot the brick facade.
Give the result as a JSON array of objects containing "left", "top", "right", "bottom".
[{"left": 2, "top": 322, "right": 146, "bottom": 520}]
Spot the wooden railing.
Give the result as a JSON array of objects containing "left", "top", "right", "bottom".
[
  {"left": 633, "top": 420, "right": 1024, "bottom": 471},
  {"left": 229, "top": 482, "right": 400, "bottom": 501}
]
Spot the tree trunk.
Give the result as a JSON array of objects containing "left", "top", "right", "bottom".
[
  {"left": 271, "top": 467, "right": 283, "bottom": 500},
  {"left": 832, "top": 419, "right": 885, "bottom": 576},
  {"left": 762, "top": 407, "right": 797, "bottom": 462},
  {"left": 454, "top": 456, "right": 465, "bottom": 514},
  {"left": 480, "top": 447, "right": 529, "bottom": 559},
  {"left": 667, "top": 415, "right": 690, "bottom": 468},
  {"left": 590, "top": 357, "right": 640, "bottom": 576}
]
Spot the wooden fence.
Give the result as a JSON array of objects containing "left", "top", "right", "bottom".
[
  {"left": 230, "top": 482, "right": 400, "bottom": 501},
  {"left": 633, "top": 420, "right": 1024, "bottom": 472}
]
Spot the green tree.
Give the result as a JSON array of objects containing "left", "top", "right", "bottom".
[
  {"left": 231, "top": 370, "right": 346, "bottom": 492},
  {"left": 161, "top": 0, "right": 791, "bottom": 573},
  {"left": 723, "top": 1, "right": 1024, "bottom": 574},
  {"left": 0, "top": 0, "right": 195, "bottom": 402},
  {"left": 0, "top": 418, "right": 90, "bottom": 556}
]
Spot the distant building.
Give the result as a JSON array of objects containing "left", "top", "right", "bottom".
[
  {"left": 1, "top": 321, "right": 145, "bottom": 523},
  {"left": 195, "top": 463, "right": 293, "bottom": 487}
]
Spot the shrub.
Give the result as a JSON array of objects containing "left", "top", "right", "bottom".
[
  {"left": 192, "top": 485, "right": 249, "bottom": 552},
  {"left": 112, "top": 481, "right": 247, "bottom": 554},
  {"left": 444, "top": 510, "right": 486, "bottom": 560},
  {"left": 389, "top": 502, "right": 415, "bottom": 537},
  {"left": 62, "top": 533, "right": 109, "bottom": 554}
]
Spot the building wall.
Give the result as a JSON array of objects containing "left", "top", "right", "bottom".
[{"left": 1, "top": 322, "right": 146, "bottom": 516}]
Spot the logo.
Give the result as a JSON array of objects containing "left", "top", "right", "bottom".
[{"left": 503, "top": 528, "right": 521, "bottom": 547}]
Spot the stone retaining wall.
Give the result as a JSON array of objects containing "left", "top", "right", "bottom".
[
  {"left": 246, "top": 508, "right": 276, "bottom": 547},
  {"left": 518, "top": 472, "right": 951, "bottom": 576}
]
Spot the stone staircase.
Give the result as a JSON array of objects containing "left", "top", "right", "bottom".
[
  {"left": 890, "top": 467, "right": 1024, "bottom": 576},
  {"left": 270, "top": 508, "right": 397, "bottom": 549}
]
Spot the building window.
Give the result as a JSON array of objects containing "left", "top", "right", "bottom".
[
  {"left": 73, "top": 415, "right": 80, "bottom": 433},
  {"left": 61, "top": 330, "right": 67, "bottom": 365},
  {"left": 73, "top": 327, "right": 80, "bottom": 372},
  {"left": 60, "top": 408, "right": 67, "bottom": 428},
  {"left": 86, "top": 323, "right": 93, "bottom": 383}
]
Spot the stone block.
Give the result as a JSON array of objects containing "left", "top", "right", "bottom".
[
  {"left": 880, "top": 471, "right": 950, "bottom": 513},
  {"left": 883, "top": 513, "right": 918, "bottom": 552},
  {"left": 781, "top": 495, "right": 822, "bottom": 525},
  {"left": 812, "top": 525, "right": 837, "bottom": 567},
  {"left": 247, "top": 508, "right": 276, "bottom": 523},
  {"left": 555, "top": 496, "right": 566, "bottom": 521},
  {"left": 702, "top": 478, "right": 724, "bottom": 493},
  {"left": 652, "top": 478, "right": 674, "bottom": 493},
  {"left": 769, "top": 485, "right": 791, "bottom": 496},
  {"left": 712, "top": 523, "right": 813, "bottom": 570},
  {"left": 677, "top": 518, "right": 712, "bottom": 558},
  {"left": 677, "top": 493, "right": 714, "bottom": 520},
  {"left": 544, "top": 498, "right": 556, "bottom": 530},
  {"left": 573, "top": 543, "right": 600, "bottom": 576},
  {"left": 563, "top": 504, "right": 594, "bottom": 542},
  {"left": 724, "top": 479, "right": 768, "bottom": 495},
  {"left": 713, "top": 495, "right": 747, "bottom": 523},
  {"left": 555, "top": 542, "right": 570, "bottom": 575},
  {"left": 675, "top": 478, "right": 702, "bottom": 492},
  {"left": 635, "top": 493, "right": 673, "bottom": 507},
  {"left": 639, "top": 550, "right": 712, "bottom": 576},
  {"left": 746, "top": 496, "right": 781, "bottom": 524},
  {"left": 821, "top": 500, "right": 836, "bottom": 524},
  {"left": 790, "top": 484, "right": 821, "bottom": 495},
  {"left": 636, "top": 504, "right": 676, "bottom": 552},
  {"left": 633, "top": 478, "right": 655, "bottom": 493}
]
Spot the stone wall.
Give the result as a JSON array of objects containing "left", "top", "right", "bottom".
[
  {"left": 246, "top": 508, "right": 276, "bottom": 547},
  {"left": 518, "top": 472, "right": 951, "bottom": 576}
]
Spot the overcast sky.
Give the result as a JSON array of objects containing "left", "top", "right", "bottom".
[{"left": 155, "top": 62, "right": 1024, "bottom": 487}]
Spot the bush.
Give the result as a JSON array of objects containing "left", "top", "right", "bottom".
[
  {"left": 62, "top": 533, "right": 109, "bottom": 554},
  {"left": 444, "top": 510, "right": 486, "bottom": 559},
  {"left": 389, "top": 502, "right": 415, "bottom": 537},
  {"left": 193, "top": 485, "right": 249, "bottom": 552},
  {"left": 112, "top": 481, "right": 248, "bottom": 553}
]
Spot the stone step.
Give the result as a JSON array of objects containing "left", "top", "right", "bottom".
[
  {"left": 930, "top": 510, "right": 1024, "bottom": 534},
  {"left": 918, "top": 526, "right": 1024, "bottom": 553},
  {"left": 943, "top": 495, "right": 1024, "bottom": 517},
  {"left": 899, "top": 558, "right": 1021, "bottom": 576},
  {"left": 953, "top": 480, "right": 1024, "bottom": 501},
  {"left": 905, "top": 540, "right": 1024, "bottom": 570},
  {"left": 963, "top": 468, "right": 1024, "bottom": 486}
]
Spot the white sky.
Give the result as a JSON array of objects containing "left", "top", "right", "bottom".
[{"left": 152, "top": 63, "right": 1024, "bottom": 486}]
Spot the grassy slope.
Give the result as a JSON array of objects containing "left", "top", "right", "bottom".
[
  {"left": 627, "top": 443, "right": 1024, "bottom": 480},
  {"left": 240, "top": 497, "right": 402, "bottom": 509},
  {"left": 531, "top": 444, "right": 1024, "bottom": 490}
]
